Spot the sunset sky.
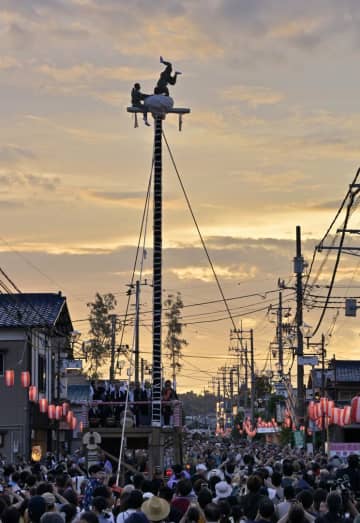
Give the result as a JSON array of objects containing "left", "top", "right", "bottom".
[{"left": 2, "top": 0, "right": 360, "bottom": 392}]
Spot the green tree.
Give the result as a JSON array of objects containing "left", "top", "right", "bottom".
[
  {"left": 164, "top": 292, "right": 188, "bottom": 388},
  {"left": 86, "top": 292, "right": 118, "bottom": 378}
]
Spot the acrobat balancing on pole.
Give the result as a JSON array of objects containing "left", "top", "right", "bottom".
[{"left": 127, "top": 56, "right": 190, "bottom": 129}]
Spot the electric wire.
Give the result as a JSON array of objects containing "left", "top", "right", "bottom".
[
  {"left": 163, "top": 131, "right": 261, "bottom": 353},
  {"left": 311, "top": 187, "right": 360, "bottom": 336}
]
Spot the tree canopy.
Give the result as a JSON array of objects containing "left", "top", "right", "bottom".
[{"left": 86, "top": 292, "right": 119, "bottom": 378}]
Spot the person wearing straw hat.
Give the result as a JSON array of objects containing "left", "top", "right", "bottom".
[{"left": 141, "top": 496, "right": 170, "bottom": 523}]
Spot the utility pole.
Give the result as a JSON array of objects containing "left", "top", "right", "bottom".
[
  {"left": 109, "top": 314, "right": 117, "bottom": 381},
  {"left": 250, "top": 329, "right": 255, "bottom": 423},
  {"left": 229, "top": 326, "right": 249, "bottom": 407},
  {"left": 244, "top": 342, "right": 248, "bottom": 406},
  {"left": 134, "top": 280, "right": 140, "bottom": 385},
  {"left": 229, "top": 367, "right": 234, "bottom": 399},
  {"left": 295, "top": 225, "right": 304, "bottom": 424},
  {"left": 141, "top": 358, "right": 145, "bottom": 384},
  {"left": 277, "top": 291, "right": 284, "bottom": 376},
  {"left": 171, "top": 347, "right": 177, "bottom": 390},
  {"left": 321, "top": 333, "right": 326, "bottom": 449}
]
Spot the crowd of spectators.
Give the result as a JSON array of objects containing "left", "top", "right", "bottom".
[{"left": 0, "top": 439, "right": 360, "bottom": 523}]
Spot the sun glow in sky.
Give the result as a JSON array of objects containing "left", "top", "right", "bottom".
[{"left": 2, "top": 0, "right": 360, "bottom": 391}]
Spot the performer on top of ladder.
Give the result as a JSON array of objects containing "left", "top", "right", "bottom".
[
  {"left": 131, "top": 83, "right": 151, "bottom": 126},
  {"left": 155, "top": 56, "right": 182, "bottom": 96}
]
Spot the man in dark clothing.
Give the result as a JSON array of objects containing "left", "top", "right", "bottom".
[
  {"left": 338, "top": 454, "right": 360, "bottom": 493},
  {"left": 240, "top": 475, "right": 266, "bottom": 521},
  {"left": 159, "top": 486, "right": 182, "bottom": 523},
  {"left": 162, "top": 380, "right": 177, "bottom": 426},
  {"left": 257, "top": 498, "right": 276, "bottom": 523},
  {"left": 315, "top": 492, "right": 347, "bottom": 523},
  {"left": 131, "top": 83, "right": 150, "bottom": 126},
  {"left": 155, "top": 57, "right": 181, "bottom": 96}
]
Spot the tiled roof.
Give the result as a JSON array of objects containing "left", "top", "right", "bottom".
[
  {"left": 0, "top": 293, "right": 66, "bottom": 328},
  {"left": 333, "top": 361, "right": 360, "bottom": 382},
  {"left": 67, "top": 384, "right": 91, "bottom": 402}
]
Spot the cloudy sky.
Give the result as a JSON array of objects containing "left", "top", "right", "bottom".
[{"left": 2, "top": 0, "right": 360, "bottom": 392}]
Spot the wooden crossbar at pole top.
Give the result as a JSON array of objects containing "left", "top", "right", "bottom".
[{"left": 127, "top": 106, "right": 191, "bottom": 115}]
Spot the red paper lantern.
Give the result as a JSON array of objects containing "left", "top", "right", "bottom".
[
  {"left": 66, "top": 410, "right": 74, "bottom": 425},
  {"left": 320, "top": 397, "right": 328, "bottom": 416},
  {"left": 39, "top": 398, "right": 48, "bottom": 413},
  {"left": 5, "top": 370, "right": 15, "bottom": 387},
  {"left": 70, "top": 417, "right": 77, "bottom": 430},
  {"left": 48, "top": 404, "right": 56, "bottom": 420},
  {"left": 332, "top": 407, "right": 342, "bottom": 425},
  {"left": 343, "top": 406, "right": 351, "bottom": 425},
  {"left": 55, "top": 406, "right": 62, "bottom": 420},
  {"left": 21, "top": 371, "right": 30, "bottom": 388},
  {"left": 29, "top": 385, "right": 38, "bottom": 402},
  {"left": 327, "top": 400, "right": 334, "bottom": 418},
  {"left": 308, "top": 401, "right": 316, "bottom": 421},
  {"left": 62, "top": 402, "right": 70, "bottom": 416},
  {"left": 315, "top": 402, "right": 322, "bottom": 419},
  {"left": 351, "top": 396, "right": 360, "bottom": 423}
]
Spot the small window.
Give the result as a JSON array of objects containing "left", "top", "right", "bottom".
[{"left": 0, "top": 353, "right": 4, "bottom": 377}]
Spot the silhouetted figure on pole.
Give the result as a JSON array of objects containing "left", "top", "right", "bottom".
[
  {"left": 131, "top": 83, "right": 150, "bottom": 126},
  {"left": 155, "top": 56, "right": 182, "bottom": 96}
]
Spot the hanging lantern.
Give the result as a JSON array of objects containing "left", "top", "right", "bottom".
[
  {"left": 5, "top": 370, "right": 15, "bottom": 387},
  {"left": 62, "top": 402, "right": 70, "bottom": 416},
  {"left": 29, "top": 385, "right": 38, "bottom": 402},
  {"left": 48, "top": 404, "right": 56, "bottom": 420},
  {"left": 39, "top": 398, "right": 48, "bottom": 413},
  {"left": 21, "top": 371, "right": 30, "bottom": 388},
  {"left": 331, "top": 407, "right": 340, "bottom": 425},
  {"left": 343, "top": 405, "right": 352, "bottom": 425},
  {"left": 66, "top": 410, "right": 74, "bottom": 425},
  {"left": 79, "top": 421, "right": 84, "bottom": 432},
  {"left": 351, "top": 396, "right": 360, "bottom": 423},
  {"left": 327, "top": 400, "right": 335, "bottom": 418},
  {"left": 70, "top": 417, "right": 77, "bottom": 430},
  {"left": 320, "top": 397, "right": 328, "bottom": 415},
  {"left": 316, "top": 418, "right": 322, "bottom": 429},
  {"left": 55, "top": 406, "right": 62, "bottom": 420},
  {"left": 308, "top": 401, "right": 316, "bottom": 421}
]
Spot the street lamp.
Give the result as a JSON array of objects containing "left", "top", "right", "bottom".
[{"left": 300, "top": 323, "right": 313, "bottom": 348}]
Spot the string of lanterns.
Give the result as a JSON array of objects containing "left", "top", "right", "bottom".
[
  {"left": 307, "top": 397, "right": 356, "bottom": 428},
  {"left": 239, "top": 416, "right": 279, "bottom": 438},
  {"left": 5, "top": 369, "right": 83, "bottom": 432}
]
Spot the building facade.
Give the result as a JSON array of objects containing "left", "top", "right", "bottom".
[{"left": 0, "top": 293, "right": 74, "bottom": 461}]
